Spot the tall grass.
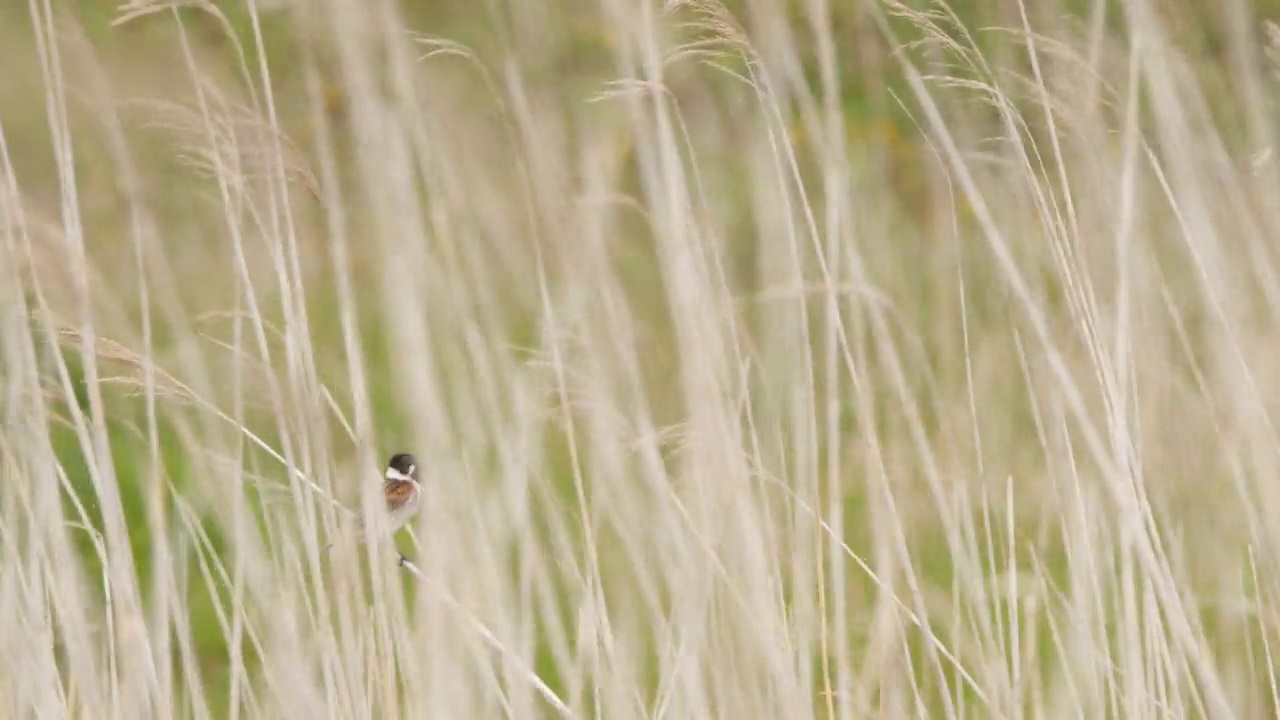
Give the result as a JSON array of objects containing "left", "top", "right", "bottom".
[{"left": 2, "top": 0, "right": 1279, "bottom": 716}]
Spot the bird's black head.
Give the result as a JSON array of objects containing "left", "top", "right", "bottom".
[{"left": 387, "top": 452, "right": 419, "bottom": 481}]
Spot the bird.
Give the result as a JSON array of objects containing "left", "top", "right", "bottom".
[
  {"left": 326, "top": 452, "right": 422, "bottom": 550},
  {"left": 380, "top": 452, "right": 422, "bottom": 533}
]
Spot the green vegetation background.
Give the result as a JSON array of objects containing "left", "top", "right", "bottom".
[{"left": 5, "top": 0, "right": 1278, "bottom": 712}]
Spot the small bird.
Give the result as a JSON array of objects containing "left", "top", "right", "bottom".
[
  {"left": 380, "top": 452, "right": 422, "bottom": 533},
  {"left": 327, "top": 452, "right": 422, "bottom": 550}
]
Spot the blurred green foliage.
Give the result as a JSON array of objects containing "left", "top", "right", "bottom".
[{"left": 7, "top": 0, "right": 1277, "bottom": 713}]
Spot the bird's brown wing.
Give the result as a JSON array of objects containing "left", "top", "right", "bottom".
[{"left": 384, "top": 479, "right": 418, "bottom": 513}]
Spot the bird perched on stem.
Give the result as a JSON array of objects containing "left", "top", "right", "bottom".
[
  {"left": 327, "top": 452, "right": 422, "bottom": 550},
  {"left": 380, "top": 452, "right": 422, "bottom": 533}
]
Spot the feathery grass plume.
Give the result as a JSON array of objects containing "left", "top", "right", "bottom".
[{"left": 5, "top": 0, "right": 1280, "bottom": 716}]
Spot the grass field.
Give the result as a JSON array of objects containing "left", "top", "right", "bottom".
[{"left": 4, "top": 0, "right": 1280, "bottom": 717}]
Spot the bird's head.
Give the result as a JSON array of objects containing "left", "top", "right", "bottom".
[{"left": 386, "top": 452, "right": 419, "bottom": 482}]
